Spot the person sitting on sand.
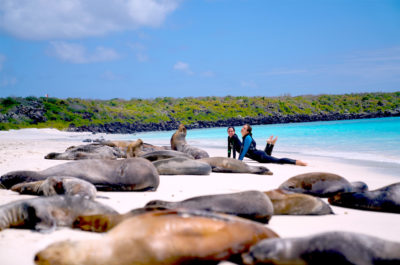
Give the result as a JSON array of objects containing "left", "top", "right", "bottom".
[
  {"left": 238, "top": 124, "right": 307, "bottom": 166},
  {"left": 227, "top": 126, "right": 242, "bottom": 159}
]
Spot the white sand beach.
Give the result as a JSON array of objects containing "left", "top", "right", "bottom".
[{"left": 0, "top": 128, "right": 399, "bottom": 265}]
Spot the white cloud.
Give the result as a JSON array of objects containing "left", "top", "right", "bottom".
[
  {"left": 174, "top": 61, "right": 193, "bottom": 75},
  {"left": 0, "top": 0, "right": 181, "bottom": 40},
  {"left": 48, "top": 41, "right": 119, "bottom": 63}
]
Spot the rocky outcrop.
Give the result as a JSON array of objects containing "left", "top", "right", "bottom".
[{"left": 67, "top": 111, "right": 400, "bottom": 134}]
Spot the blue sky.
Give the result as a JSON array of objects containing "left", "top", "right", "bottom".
[{"left": 0, "top": 0, "right": 399, "bottom": 99}]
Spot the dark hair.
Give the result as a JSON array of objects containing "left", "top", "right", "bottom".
[
  {"left": 227, "top": 126, "right": 235, "bottom": 132},
  {"left": 244, "top": 124, "right": 252, "bottom": 136}
]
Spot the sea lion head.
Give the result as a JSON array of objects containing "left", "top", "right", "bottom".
[
  {"left": 35, "top": 240, "right": 79, "bottom": 265},
  {"left": 127, "top": 139, "right": 144, "bottom": 157},
  {"left": 178, "top": 124, "right": 187, "bottom": 134},
  {"left": 253, "top": 166, "right": 273, "bottom": 175},
  {"left": 350, "top": 181, "right": 368, "bottom": 192},
  {"left": 328, "top": 191, "right": 371, "bottom": 209}
]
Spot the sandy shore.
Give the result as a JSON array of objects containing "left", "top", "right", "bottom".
[{"left": 0, "top": 129, "right": 399, "bottom": 265}]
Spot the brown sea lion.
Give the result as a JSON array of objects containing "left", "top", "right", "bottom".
[
  {"left": 329, "top": 182, "right": 400, "bottom": 213},
  {"left": 145, "top": 190, "right": 274, "bottom": 223},
  {"left": 0, "top": 195, "right": 117, "bottom": 232},
  {"left": 200, "top": 157, "right": 273, "bottom": 175},
  {"left": 170, "top": 124, "right": 209, "bottom": 159},
  {"left": 10, "top": 176, "right": 97, "bottom": 200},
  {"left": 152, "top": 157, "right": 212, "bottom": 175},
  {"left": 0, "top": 158, "right": 160, "bottom": 191},
  {"left": 242, "top": 231, "right": 400, "bottom": 265},
  {"left": 279, "top": 172, "right": 368, "bottom": 197},
  {"left": 36, "top": 209, "right": 279, "bottom": 265},
  {"left": 265, "top": 189, "right": 333, "bottom": 215}
]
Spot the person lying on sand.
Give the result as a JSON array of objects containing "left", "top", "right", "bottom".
[{"left": 238, "top": 124, "right": 307, "bottom": 166}]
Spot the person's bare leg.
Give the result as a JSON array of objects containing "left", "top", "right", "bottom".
[
  {"left": 271, "top": 136, "right": 278, "bottom": 145},
  {"left": 295, "top": 160, "right": 308, "bottom": 166}
]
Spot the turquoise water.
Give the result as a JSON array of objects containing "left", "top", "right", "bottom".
[{"left": 127, "top": 117, "right": 400, "bottom": 165}]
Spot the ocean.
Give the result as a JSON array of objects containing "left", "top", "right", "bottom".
[{"left": 129, "top": 117, "right": 400, "bottom": 166}]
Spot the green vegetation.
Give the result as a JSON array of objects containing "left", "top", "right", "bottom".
[{"left": 0, "top": 92, "right": 399, "bottom": 131}]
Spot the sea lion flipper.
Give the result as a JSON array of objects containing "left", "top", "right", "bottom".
[{"left": 212, "top": 167, "right": 233, "bottom": 173}]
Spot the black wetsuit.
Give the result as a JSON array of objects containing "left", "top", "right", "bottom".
[
  {"left": 227, "top": 133, "right": 242, "bottom": 159},
  {"left": 239, "top": 134, "right": 296, "bottom": 165}
]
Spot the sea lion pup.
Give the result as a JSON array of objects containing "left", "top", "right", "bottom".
[
  {"left": 145, "top": 190, "right": 274, "bottom": 223},
  {"left": 265, "top": 189, "right": 333, "bottom": 215},
  {"left": 0, "top": 195, "right": 117, "bottom": 232},
  {"left": 140, "top": 150, "right": 194, "bottom": 161},
  {"left": 45, "top": 143, "right": 126, "bottom": 160},
  {"left": 35, "top": 209, "right": 279, "bottom": 265},
  {"left": 279, "top": 172, "right": 368, "bottom": 197},
  {"left": 329, "top": 182, "right": 400, "bottom": 214},
  {"left": 242, "top": 231, "right": 400, "bottom": 265},
  {"left": 0, "top": 158, "right": 160, "bottom": 191},
  {"left": 10, "top": 176, "right": 97, "bottom": 200},
  {"left": 152, "top": 157, "right": 212, "bottom": 175},
  {"left": 170, "top": 124, "right": 210, "bottom": 159},
  {"left": 200, "top": 157, "right": 273, "bottom": 175},
  {"left": 110, "top": 139, "right": 169, "bottom": 157}
]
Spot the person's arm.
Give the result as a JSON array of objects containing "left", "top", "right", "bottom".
[{"left": 239, "top": 135, "right": 251, "bottom": 160}]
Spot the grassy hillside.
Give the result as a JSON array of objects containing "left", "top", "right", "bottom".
[{"left": 0, "top": 92, "right": 399, "bottom": 131}]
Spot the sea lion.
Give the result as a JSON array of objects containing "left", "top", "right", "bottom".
[
  {"left": 145, "top": 190, "right": 274, "bottom": 223},
  {"left": 279, "top": 172, "right": 368, "bottom": 197},
  {"left": 265, "top": 189, "right": 333, "bottom": 215},
  {"left": 45, "top": 143, "right": 126, "bottom": 160},
  {"left": 242, "top": 231, "right": 400, "bottom": 265},
  {"left": 152, "top": 157, "right": 212, "bottom": 175},
  {"left": 170, "top": 124, "right": 209, "bottom": 159},
  {"left": 110, "top": 139, "right": 169, "bottom": 157},
  {"left": 0, "top": 158, "right": 160, "bottom": 191},
  {"left": 200, "top": 157, "right": 273, "bottom": 175},
  {"left": 329, "top": 182, "right": 400, "bottom": 213},
  {"left": 10, "top": 176, "right": 97, "bottom": 200},
  {"left": 140, "top": 150, "right": 194, "bottom": 161},
  {"left": 35, "top": 209, "right": 279, "bottom": 265},
  {"left": 0, "top": 195, "right": 117, "bottom": 232}
]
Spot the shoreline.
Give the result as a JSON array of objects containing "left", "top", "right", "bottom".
[{"left": 0, "top": 129, "right": 399, "bottom": 264}]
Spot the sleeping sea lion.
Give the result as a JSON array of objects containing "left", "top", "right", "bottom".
[
  {"left": 265, "top": 189, "right": 333, "bottom": 215},
  {"left": 35, "top": 209, "right": 279, "bottom": 265},
  {"left": 152, "top": 157, "right": 212, "bottom": 175},
  {"left": 0, "top": 195, "right": 117, "bottom": 232},
  {"left": 200, "top": 157, "right": 273, "bottom": 175},
  {"left": 10, "top": 176, "right": 97, "bottom": 200},
  {"left": 242, "top": 231, "right": 400, "bottom": 265},
  {"left": 279, "top": 172, "right": 368, "bottom": 197},
  {"left": 145, "top": 190, "right": 274, "bottom": 223},
  {"left": 45, "top": 143, "right": 126, "bottom": 160},
  {"left": 140, "top": 150, "right": 194, "bottom": 161},
  {"left": 328, "top": 182, "right": 400, "bottom": 213},
  {"left": 1, "top": 158, "right": 160, "bottom": 191},
  {"left": 170, "top": 124, "right": 209, "bottom": 159}
]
